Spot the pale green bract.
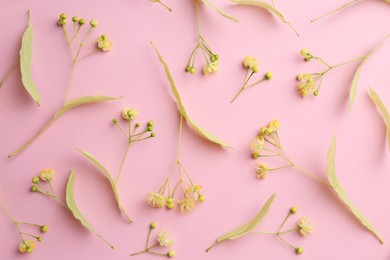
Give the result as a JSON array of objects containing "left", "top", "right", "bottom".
[
  {"left": 206, "top": 194, "right": 275, "bottom": 252},
  {"left": 349, "top": 34, "right": 389, "bottom": 111},
  {"left": 230, "top": 0, "right": 298, "bottom": 36},
  {"left": 8, "top": 95, "right": 122, "bottom": 158},
  {"left": 327, "top": 137, "right": 384, "bottom": 244},
  {"left": 368, "top": 87, "right": 390, "bottom": 151},
  {"left": 20, "top": 10, "right": 41, "bottom": 106},
  {"left": 66, "top": 170, "right": 114, "bottom": 249},
  {"left": 77, "top": 149, "right": 133, "bottom": 223},
  {"left": 201, "top": 0, "right": 238, "bottom": 22},
  {"left": 150, "top": 42, "right": 232, "bottom": 148}
]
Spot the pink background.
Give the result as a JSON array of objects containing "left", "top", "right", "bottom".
[{"left": 1, "top": 0, "right": 390, "bottom": 259}]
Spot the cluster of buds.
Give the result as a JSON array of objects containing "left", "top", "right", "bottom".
[
  {"left": 130, "top": 221, "right": 176, "bottom": 258},
  {"left": 186, "top": 37, "right": 219, "bottom": 76}
]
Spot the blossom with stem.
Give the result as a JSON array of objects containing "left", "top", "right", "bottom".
[
  {"left": 30, "top": 169, "right": 114, "bottom": 248},
  {"left": 146, "top": 116, "right": 204, "bottom": 213},
  {"left": 206, "top": 202, "right": 312, "bottom": 255},
  {"left": 0, "top": 202, "right": 48, "bottom": 253},
  {"left": 8, "top": 13, "right": 117, "bottom": 158},
  {"left": 130, "top": 221, "right": 176, "bottom": 258},
  {"left": 231, "top": 56, "right": 272, "bottom": 103}
]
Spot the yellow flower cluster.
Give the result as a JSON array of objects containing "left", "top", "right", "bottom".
[
  {"left": 157, "top": 231, "right": 175, "bottom": 247},
  {"left": 296, "top": 74, "right": 315, "bottom": 97},
  {"left": 203, "top": 61, "right": 219, "bottom": 76},
  {"left": 298, "top": 216, "right": 314, "bottom": 236},
  {"left": 97, "top": 34, "right": 113, "bottom": 52},
  {"left": 146, "top": 192, "right": 167, "bottom": 208},
  {"left": 39, "top": 169, "right": 54, "bottom": 182},
  {"left": 255, "top": 163, "right": 268, "bottom": 179},
  {"left": 18, "top": 240, "right": 36, "bottom": 254},
  {"left": 121, "top": 108, "right": 139, "bottom": 120},
  {"left": 243, "top": 56, "right": 259, "bottom": 73}
]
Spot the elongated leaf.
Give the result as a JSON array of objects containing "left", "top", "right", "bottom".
[
  {"left": 150, "top": 42, "right": 232, "bottom": 148},
  {"left": 201, "top": 0, "right": 238, "bottom": 22},
  {"left": 327, "top": 137, "right": 384, "bottom": 244},
  {"left": 368, "top": 87, "right": 390, "bottom": 151},
  {"left": 8, "top": 95, "right": 121, "bottom": 158},
  {"left": 349, "top": 35, "right": 390, "bottom": 111},
  {"left": 77, "top": 149, "right": 133, "bottom": 223},
  {"left": 217, "top": 193, "right": 275, "bottom": 242},
  {"left": 20, "top": 10, "right": 41, "bottom": 106},
  {"left": 66, "top": 171, "right": 114, "bottom": 249},
  {"left": 230, "top": 0, "right": 298, "bottom": 36}
]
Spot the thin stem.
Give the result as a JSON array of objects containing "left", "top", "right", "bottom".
[
  {"left": 245, "top": 77, "right": 266, "bottom": 89},
  {"left": 252, "top": 231, "right": 276, "bottom": 235},
  {"left": 115, "top": 141, "right": 131, "bottom": 183},
  {"left": 277, "top": 212, "right": 291, "bottom": 233},
  {"left": 0, "top": 203, "right": 16, "bottom": 223},
  {"left": 63, "top": 26, "right": 75, "bottom": 60},
  {"left": 230, "top": 72, "right": 255, "bottom": 103},
  {"left": 195, "top": 0, "right": 201, "bottom": 38},
  {"left": 115, "top": 123, "right": 128, "bottom": 139},
  {"left": 145, "top": 228, "right": 153, "bottom": 249},
  {"left": 155, "top": 0, "right": 172, "bottom": 12},
  {"left": 332, "top": 57, "right": 362, "bottom": 68},
  {"left": 278, "top": 227, "right": 299, "bottom": 235},
  {"left": 292, "top": 164, "right": 332, "bottom": 188},
  {"left": 206, "top": 240, "right": 223, "bottom": 252},
  {"left": 148, "top": 251, "right": 168, "bottom": 256},
  {"left": 64, "top": 62, "right": 76, "bottom": 105},
  {"left": 0, "top": 59, "right": 19, "bottom": 90},
  {"left": 269, "top": 164, "right": 293, "bottom": 171},
  {"left": 79, "top": 49, "right": 99, "bottom": 60},
  {"left": 311, "top": 0, "right": 363, "bottom": 23},
  {"left": 177, "top": 115, "right": 184, "bottom": 161},
  {"left": 277, "top": 235, "right": 296, "bottom": 249}
]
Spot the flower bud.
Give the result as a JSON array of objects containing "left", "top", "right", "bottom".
[
  {"left": 189, "top": 67, "right": 196, "bottom": 75},
  {"left": 32, "top": 177, "right": 39, "bottom": 184},
  {"left": 41, "top": 225, "right": 49, "bottom": 233},
  {"left": 135, "top": 123, "right": 141, "bottom": 127},
  {"left": 90, "top": 19, "right": 98, "bottom": 28},
  {"left": 150, "top": 132, "right": 156, "bottom": 138},
  {"left": 147, "top": 121, "right": 154, "bottom": 127},
  {"left": 296, "top": 74, "right": 303, "bottom": 81},
  {"left": 167, "top": 198, "right": 174, "bottom": 204},
  {"left": 198, "top": 195, "right": 205, "bottom": 203},
  {"left": 265, "top": 72, "right": 272, "bottom": 80},
  {"left": 79, "top": 19, "right": 86, "bottom": 25},
  {"left": 185, "top": 66, "right": 191, "bottom": 72},
  {"left": 290, "top": 206, "right": 298, "bottom": 214},
  {"left": 31, "top": 186, "right": 38, "bottom": 192},
  {"left": 147, "top": 126, "right": 153, "bottom": 132},
  {"left": 37, "top": 237, "right": 43, "bottom": 242},
  {"left": 112, "top": 118, "right": 118, "bottom": 124},
  {"left": 72, "top": 16, "right": 79, "bottom": 23},
  {"left": 166, "top": 203, "right": 175, "bottom": 209},
  {"left": 300, "top": 49, "right": 309, "bottom": 57},
  {"left": 167, "top": 250, "right": 176, "bottom": 258},
  {"left": 60, "top": 13, "right": 67, "bottom": 19},
  {"left": 313, "top": 90, "right": 319, "bottom": 96},
  {"left": 295, "top": 247, "right": 304, "bottom": 254},
  {"left": 150, "top": 221, "right": 158, "bottom": 229}
]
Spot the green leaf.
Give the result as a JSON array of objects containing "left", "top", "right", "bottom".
[
  {"left": 206, "top": 194, "right": 275, "bottom": 252},
  {"left": 66, "top": 170, "right": 114, "bottom": 249},
  {"left": 349, "top": 35, "right": 389, "bottom": 111},
  {"left": 201, "top": 0, "right": 238, "bottom": 22},
  {"left": 77, "top": 149, "right": 133, "bottom": 223},
  {"left": 327, "top": 137, "right": 384, "bottom": 244},
  {"left": 8, "top": 95, "right": 122, "bottom": 158},
  {"left": 20, "top": 10, "right": 41, "bottom": 106},
  {"left": 150, "top": 42, "right": 232, "bottom": 148},
  {"left": 368, "top": 87, "right": 390, "bottom": 151},
  {"left": 230, "top": 0, "right": 298, "bottom": 36}
]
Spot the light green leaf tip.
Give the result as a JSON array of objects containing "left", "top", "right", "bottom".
[
  {"left": 230, "top": 0, "right": 299, "bottom": 36},
  {"left": 349, "top": 34, "right": 390, "bottom": 111},
  {"left": 206, "top": 193, "right": 276, "bottom": 252},
  {"left": 20, "top": 10, "right": 41, "bottom": 106},
  {"left": 201, "top": 0, "right": 238, "bottom": 22},
  {"left": 150, "top": 41, "right": 232, "bottom": 149},
  {"left": 327, "top": 137, "right": 384, "bottom": 244},
  {"left": 368, "top": 87, "right": 390, "bottom": 151},
  {"left": 66, "top": 170, "right": 115, "bottom": 249},
  {"left": 8, "top": 95, "right": 122, "bottom": 158},
  {"left": 77, "top": 149, "right": 133, "bottom": 223}
]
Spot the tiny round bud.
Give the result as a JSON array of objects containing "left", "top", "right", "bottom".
[
  {"left": 210, "top": 55, "right": 217, "bottom": 62},
  {"left": 90, "top": 19, "right": 98, "bottom": 28},
  {"left": 304, "top": 56, "right": 312, "bottom": 61},
  {"left": 313, "top": 90, "right": 319, "bottom": 96},
  {"left": 26, "top": 248, "right": 33, "bottom": 253},
  {"left": 31, "top": 186, "right": 38, "bottom": 192},
  {"left": 265, "top": 72, "right": 272, "bottom": 80},
  {"left": 167, "top": 250, "right": 176, "bottom": 258},
  {"left": 252, "top": 66, "right": 259, "bottom": 73},
  {"left": 135, "top": 123, "right": 141, "bottom": 127},
  {"left": 295, "top": 247, "right": 304, "bottom": 254},
  {"left": 198, "top": 195, "right": 205, "bottom": 203},
  {"left": 214, "top": 54, "right": 219, "bottom": 60},
  {"left": 147, "top": 121, "right": 154, "bottom": 127},
  {"left": 72, "top": 16, "right": 79, "bottom": 23},
  {"left": 32, "top": 177, "right": 39, "bottom": 184},
  {"left": 37, "top": 237, "right": 43, "bottom": 242},
  {"left": 112, "top": 118, "right": 118, "bottom": 124},
  {"left": 167, "top": 198, "right": 174, "bottom": 204},
  {"left": 57, "top": 19, "right": 66, "bottom": 26},
  {"left": 150, "top": 221, "right": 158, "bottom": 229},
  {"left": 189, "top": 67, "right": 196, "bottom": 75},
  {"left": 147, "top": 126, "right": 153, "bottom": 132},
  {"left": 150, "top": 132, "right": 156, "bottom": 138},
  {"left": 60, "top": 13, "right": 67, "bottom": 19},
  {"left": 300, "top": 48, "right": 309, "bottom": 57},
  {"left": 296, "top": 74, "right": 303, "bottom": 81},
  {"left": 166, "top": 203, "right": 175, "bottom": 209},
  {"left": 79, "top": 19, "right": 86, "bottom": 25},
  {"left": 290, "top": 206, "right": 298, "bottom": 214},
  {"left": 185, "top": 66, "right": 191, "bottom": 72},
  {"left": 252, "top": 153, "right": 259, "bottom": 159},
  {"left": 41, "top": 225, "right": 49, "bottom": 233}
]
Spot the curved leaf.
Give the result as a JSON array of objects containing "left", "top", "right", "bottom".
[
  {"left": 349, "top": 35, "right": 389, "bottom": 111},
  {"left": 66, "top": 171, "right": 114, "bottom": 249},
  {"left": 8, "top": 95, "right": 122, "bottom": 158},
  {"left": 20, "top": 10, "right": 41, "bottom": 106},
  {"left": 201, "top": 0, "right": 238, "bottom": 22},
  {"left": 77, "top": 149, "right": 133, "bottom": 223},
  {"left": 327, "top": 137, "right": 384, "bottom": 244},
  {"left": 150, "top": 42, "right": 232, "bottom": 148},
  {"left": 230, "top": 0, "right": 298, "bottom": 35},
  {"left": 368, "top": 87, "right": 390, "bottom": 151}
]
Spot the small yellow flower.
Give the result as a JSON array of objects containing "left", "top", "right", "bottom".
[
  {"left": 268, "top": 120, "right": 280, "bottom": 132},
  {"left": 39, "top": 169, "right": 54, "bottom": 182},
  {"left": 255, "top": 163, "right": 269, "bottom": 179},
  {"left": 157, "top": 230, "right": 175, "bottom": 247},
  {"left": 185, "top": 185, "right": 203, "bottom": 201},
  {"left": 243, "top": 56, "right": 259, "bottom": 71},
  {"left": 250, "top": 137, "right": 264, "bottom": 157},
  {"left": 203, "top": 61, "right": 219, "bottom": 76},
  {"left": 121, "top": 108, "right": 138, "bottom": 120},
  {"left": 97, "top": 34, "right": 112, "bottom": 51},
  {"left": 296, "top": 74, "right": 315, "bottom": 97},
  {"left": 298, "top": 216, "right": 314, "bottom": 236},
  {"left": 146, "top": 192, "right": 167, "bottom": 208},
  {"left": 18, "top": 240, "right": 35, "bottom": 254},
  {"left": 178, "top": 197, "right": 196, "bottom": 214}
]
